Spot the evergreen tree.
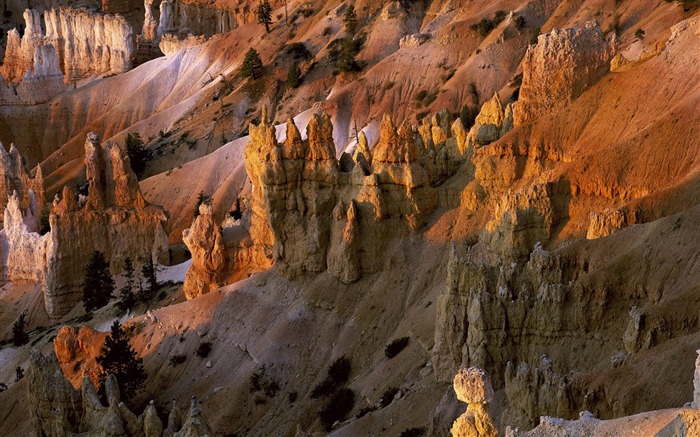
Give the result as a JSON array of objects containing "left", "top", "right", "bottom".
[
  {"left": 12, "top": 310, "right": 28, "bottom": 347},
  {"left": 96, "top": 320, "right": 146, "bottom": 403},
  {"left": 257, "top": 0, "right": 273, "bottom": 33},
  {"left": 343, "top": 5, "right": 357, "bottom": 36},
  {"left": 241, "top": 48, "right": 264, "bottom": 80},
  {"left": 117, "top": 257, "right": 136, "bottom": 312},
  {"left": 15, "top": 366, "right": 25, "bottom": 382},
  {"left": 125, "top": 132, "right": 149, "bottom": 178},
  {"left": 141, "top": 256, "right": 159, "bottom": 299},
  {"left": 82, "top": 251, "right": 114, "bottom": 312},
  {"left": 193, "top": 190, "right": 212, "bottom": 218},
  {"left": 287, "top": 61, "right": 303, "bottom": 88}
]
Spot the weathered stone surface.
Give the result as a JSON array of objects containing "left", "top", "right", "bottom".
[
  {"left": 514, "top": 21, "right": 617, "bottom": 125},
  {"left": 27, "top": 349, "right": 82, "bottom": 437},
  {"left": 159, "top": 33, "right": 208, "bottom": 56},
  {"left": 54, "top": 325, "right": 107, "bottom": 389},
  {"left": 467, "top": 93, "right": 513, "bottom": 149},
  {"left": 44, "top": 7, "right": 135, "bottom": 82},
  {"left": 450, "top": 367, "right": 498, "bottom": 437},
  {"left": 182, "top": 203, "right": 228, "bottom": 299},
  {"left": 174, "top": 397, "right": 214, "bottom": 437},
  {"left": 693, "top": 350, "right": 700, "bottom": 409},
  {"left": 0, "top": 133, "right": 168, "bottom": 318}
]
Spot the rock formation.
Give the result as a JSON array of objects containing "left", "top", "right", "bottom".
[
  {"left": 513, "top": 21, "right": 618, "bottom": 125},
  {"left": 0, "top": 10, "right": 65, "bottom": 105},
  {"left": 242, "top": 110, "right": 453, "bottom": 283},
  {"left": 54, "top": 325, "right": 108, "bottom": 389},
  {"left": 0, "top": 133, "right": 168, "bottom": 318},
  {"left": 44, "top": 7, "right": 135, "bottom": 82},
  {"left": 0, "top": 142, "right": 44, "bottom": 222},
  {"left": 182, "top": 202, "right": 228, "bottom": 299},
  {"left": 466, "top": 93, "right": 513, "bottom": 149},
  {"left": 450, "top": 367, "right": 498, "bottom": 437},
  {"left": 28, "top": 349, "right": 213, "bottom": 437}
]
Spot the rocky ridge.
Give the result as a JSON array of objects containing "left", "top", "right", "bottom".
[{"left": 28, "top": 349, "right": 213, "bottom": 437}]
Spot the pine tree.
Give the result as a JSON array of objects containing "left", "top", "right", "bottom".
[
  {"left": 241, "top": 48, "right": 264, "bottom": 80},
  {"left": 141, "top": 256, "right": 159, "bottom": 300},
  {"left": 96, "top": 320, "right": 146, "bottom": 403},
  {"left": 117, "top": 257, "right": 136, "bottom": 312},
  {"left": 257, "top": 0, "right": 273, "bottom": 33},
  {"left": 125, "top": 132, "right": 148, "bottom": 177},
  {"left": 193, "top": 190, "right": 211, "bottom": 218},
  {"left": 12, "top": 310, "right": 28, "bottom": 347},
  {"left": 82, "top": 251, "right": 114, "bottom": 312},
  {"left": 343, "top": 5, "right": 357, "bottom": 36},
  {"left": 287, "top": 61, "right": 302, "bottom": 88}
]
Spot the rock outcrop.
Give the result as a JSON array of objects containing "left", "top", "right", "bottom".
[
  {"left": 0, "top": 142, "right": 44, "bottom": 223},
  {"left": 28, "top": 349, "right": 213, "bottom": 437},
  {"left": 44, "top": 7, "right": 135, "bottom": 82},
  {"left": 54, "top": 325, "right": 108, "bottom": 389},
  {"left": 0, "top": 133, "right": 168, "bottom": 318},
  {"left": 513, "top": 21, "right": 617, "bottom": 125},
  {"left": 466, "top": 93, "right": 513, "bottom": 149},
  {"left": 242, "top": 110, "right": 456, "bottom": 283},
  {"left": 450, "top": 367, "right": 498, "bottom": 437},
  {"left": 182, "top": 203, "right": 228, "bottom": 299},
  {"left": 0, "top": 10, "right": 65, "bottom": 105}
]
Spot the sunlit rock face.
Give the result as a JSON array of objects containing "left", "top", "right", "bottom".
[
  {"left": 514, "top": 21, "right": 617, "bottom": 125},
  {"left": 0, "top": 133, "right": 168, "bottom": 318},
  {"left": 243, "top": 110, "right": 464, "bottom": 283}
]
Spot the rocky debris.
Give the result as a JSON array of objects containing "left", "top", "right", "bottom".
[
  {"left": 400, "top": 33, "right": 430, "bottom": 48},
  {"left": 450, "top": 367, "right": 498, "bottom": 437},
  {"left": 0, "top": 133, "right": 168, "bottom": 318},
  {"left": 28, "top": 349, "right": 213, "bottom": 437},
  {"left": 237, "top": 109, "right": 457, "bottom": 283},
  {"left": 514, "top": 21, "right": 618, "bottom": 125},
  {"left": 467, "top": 93, "right": 513, "bottom": 149}
]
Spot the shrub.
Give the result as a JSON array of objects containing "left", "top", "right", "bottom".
[
  {"left": 513, "top": 15, "right": 526, "bottom": 30},
  {"left": 380, "top": 386, "right": 399, "bottom": 407},
  {"left": 12, "top": 310, "right": 28, "bottom": 346},
  {"left": 470, "top": 18, "right": 495, "bottom": 37},
  {"left": 385, "top": 337, "right": 409, "bottom": 359},
  {"left": 141, "top": 256, "right": 160, "bottom": 299},
  {"left": 229, "top": 198, "right": 243, "bottom": 221},
  {"left": 493, "top": 10, "right": 507, "bottom": 25},
  {"left": 400, "top": 427, "right": 427, "bottom": 437},
  {"left": 250, "top": 367, "right": 280, "bottom": 398},
  {"left": 530, "top": 27, "right": 541, "bottom": 45},
  {"left": 169, "top": 354, "right": 187, "bottom": 366},
  {"left": 284, "top": 42, "right": 312, "bottom": 60},
  {"left": 311, "top": 356, "right": 352, "bottom": 398},
  {"left": 195, "top": 341, "right": 212, "bottom": 358},
  {"left": 318, "top": 388, "right": 355, "bottom": 431},
  {"left": 15, "top": 366, "right": 25, "bottom": 381},
  {"left": 287, "top": 61, "right": 303, "bottom": 88},
  {"left": 288, "top": 391, "right": 298, "bottom": 403},
  {"left": 125, "top": 132, "right": 149, "bottom": 177},
  {"left": 193, "top": 191, "right": 212, "bottom": 218},
  {"left": 635, "top": 28, "right": 645, "bottom": 40},
  {"left": 82, "top": 251, "right": 114, "bottom": 312}
]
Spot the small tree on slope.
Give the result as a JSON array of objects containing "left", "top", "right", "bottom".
[
  {"left": 257, "top": 0, "right": 273, "bottom": 33},
  {"left": 82, "top": 251, "right": 115, "bottom": 312},
  {"left": 241, "top": 48, "right": 264, "bottom": 80},
  {"left": 96, "top": 320, "right": 147, "bottom": 403}
]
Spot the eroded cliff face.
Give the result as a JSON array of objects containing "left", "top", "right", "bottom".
[
  {"left": 513, "top": 21, "right": 617, "bottom": 125},
  {"left": 46, "top": 133, "right": 169, "bottom": 317},
  {"left": 0, "top": 9, "right": 65, "bottom": 105},
  {"left": 44, "top": 7, "right": 135, "bottom": 82},
  {"left": 243, "top": 110, "right": 464, "bottom": 283},
  {"left": 28, "top": 348, "right": 214, "bottom": 437},
  {"left": 0, "top": 7, "right": 135, "bottom": 104},
  {"left": 0, "top": 133, "right": 168, "bottom": 318},
  {"left": 0, "top": 142, "right": 44, "bottom": 220}
]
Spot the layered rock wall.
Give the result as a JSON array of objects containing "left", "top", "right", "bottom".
[
  {"left": 0, "top": 133, "right": 168, "bottom": 318},
  {"left": 44, "top": 7, "right": 135, "bottom": 82},
  {"left": 513, "top": 21, "right": 617, "bottom": 125},
  {"left": 0, "top": 142, "right": 44, "bottom": 219}
]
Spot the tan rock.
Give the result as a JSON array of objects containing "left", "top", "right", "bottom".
[
  {"left": 467, "top": 93, "right": 513, "bottom": 149},
  {"left": 514, "top": 21, "right": 618, "bottom": 125},
  {"left": 451, "top": 367, "right": 498, "bottom": 437}
]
